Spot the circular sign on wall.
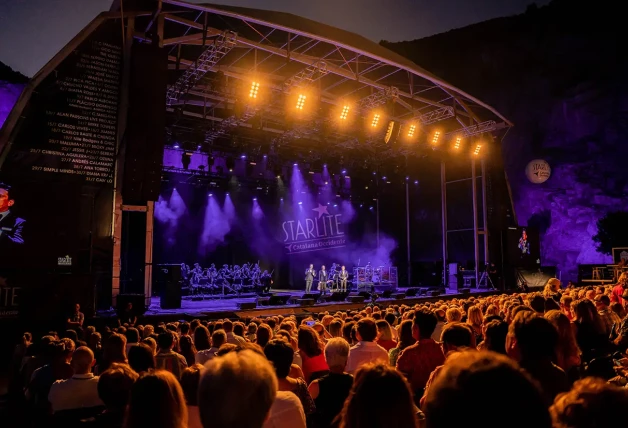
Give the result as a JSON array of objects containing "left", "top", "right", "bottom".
[{"left": 525, "top": 159, "right": 551, "bottom": 184}]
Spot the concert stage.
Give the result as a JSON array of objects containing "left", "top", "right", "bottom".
[{"left": 96, "top": 288, "right": 499, "bottom": 322}]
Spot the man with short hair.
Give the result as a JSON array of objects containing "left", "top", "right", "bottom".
[
  {"left": 595, "top": 294, "right": 621, "bottom": 336},
  {"left": 0, "top": 182, "right": 25, "bottom": 247},
  {"left": 223, "top": 319, "right": 246, "bottom": 345},
  {"left": 155, "top": 332, "right": 187, "bottom": 378},
  {"left": 199, "top": 349, "right": 277, "bottom": 428},
  {"left": 48, "top": 346, "right": 103, "bottom": 412},
  {"left": 345, "top": 318, "right": 389, "bottom": 373},
  {"left": 196, "top": 329, "right": 226, "bottom": 365},
  {"left": 396, "top": 309, "right": 445, "bottom": 400},
  {"left": 67, "top": 303, "right": 85, "bottom": 330}
]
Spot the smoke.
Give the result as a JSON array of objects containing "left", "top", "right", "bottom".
[
  {"left": 154, "top": 189, "right": 186, "bottom": 226},
  {"left": 199, "top": 195, "right": 234, "bottom": 254}
]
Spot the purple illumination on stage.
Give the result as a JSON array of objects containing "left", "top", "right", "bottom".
[
  {"left": 0, "top": 83, "right": 25, "bottom": 129},
  {"left": 155, "top": 188, "right": 187, "bottom": 226},
  {"left": 252, "top": 199, "right": 264, "bottom": 220},
  {"left": 199, "top": 193, "right": 233, "bottom": 253}
]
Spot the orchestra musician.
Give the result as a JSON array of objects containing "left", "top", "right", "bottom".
[
  {"left": 318, "top": 265, "right": 329, "bottom": 294},
  {"left": 339, "top": 265, "right": 348, "bottom": 291},
  {"left": 305, "top": 264, "right": 316, "bottom": 293}
]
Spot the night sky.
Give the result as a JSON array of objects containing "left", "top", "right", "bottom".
[{"left": 0, "top": 0, "right": 550, "bottom": 77}]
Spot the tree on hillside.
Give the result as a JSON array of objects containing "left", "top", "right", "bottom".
[{"left": 592, "top": 211, "right": 628, "bottom": 255}]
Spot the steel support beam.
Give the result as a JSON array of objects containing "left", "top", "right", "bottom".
[{"left": 471, "top": 158, "right": 479, "bottom": 288}]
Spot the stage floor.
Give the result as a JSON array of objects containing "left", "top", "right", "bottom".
[{"left": 112, "top": 287, "right": 499, "bottom": 321}]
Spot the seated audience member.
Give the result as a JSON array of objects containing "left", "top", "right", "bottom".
[
  {"left": 48, "top": 346, "right": 102, "bottom": 413},
  {"left": 431, "top": 308, "right": 446, "bottom": 341},
  {"left": 339, "top": 363, "right": 421, "bottom": 428},
  {"left": 155, "top": 332, "right": 187, "bottom": 378},
  {"left": 127, "top": 343, "right": 155, "bottom": 375},
  {"left": 179, "top": 335, "right": 197, "bottom": 367},
  {"left": 389, "top": 319, "right": 415, "bottom": 366},
  {"left": 124, "top": 328, "right": 140, "bottom": 355},
  {"left": 342, "top": 321, "right": 356, "bottom": 346},
  {"left": 594, "top": 294, "right": 621, "bottom": 336},
  {"left": 423, "top": 351, "right": 551, "bottom": 428},
  {"left": 196, "top": 329, "right": 226, "bottom": 365},
  {"left": 298, "top": 326, "right": 329, "bottom": 382},
  {"left": 256, "top": 324, "right": 273, "bottom": 348},
  {"left": 346, "top": 319, "right": 389, "bottom": 373},
  {"left": 27, "top": 339, "right": 75, "bottom": 410},
  {"left": 560, "top": 295, "right": 574, "bottom": 321},
  {"left": 477, "top": 320, "right": 508, "bottom": 354},
  {"left": 85, "top": 363, "right": 138, "bottom": 428},
  {"left": 264, "top": 339, "right": 315, "bottom": 416},
  {"left": 124, "top": 370, "right": 187, "bottom": 428},
  {"left": 466, "top": 306, "right": 483, "bottom": 345},
  {"left": 309, "top": 338, "right": 353, "bottom": 428},
  {"left": 384, "top": 313, "right": 398, "bottom": 340},
  {"left": 543, "top": 278, "right": 562, "bottom": 302},
  {"left": 445, "top": 307, "right": 462, "bottom": 323},
  {"left": 328, "top": 319, "right": 343, "bottom": 338},
  {"left": 544, "top": 310, "right": 581, "bottom": 379},
  {"left": 247, "top": 323, "right": 258, "bottom": 342},
  {"left": 223, "top": 319, "right": 246, "bottom": 345},
  {"left": 375, "top": 320, "right": 397, "bottom": 351},
  {"left": 199, "top": 349, "right": 280, "bottom": 428},
  {"left": 97, "top": 333, "right": 127, "bottom": 374},
  {"left": 180, "top": 364, "right": 204, "bottom": 428},
  {"left": 550, "top": 377, "right": 628, "bottom": 428},
  {"left": 507, "top": 312, "right": 570, "bottom": 404},
  {"left": 118, "top": 302, "right": 137, "bottom": 327},
  {"left": 571, "top": 299, "right": 610, "bottom": 361},
  {"left": 396, "top": 309, "right": 445, "bottom": 401},
  {"left": 530, "top": 294, "right": 546, "bottom": 314},
  {"left": 193, "top": 325, "right": 211, "bottom": 353}
]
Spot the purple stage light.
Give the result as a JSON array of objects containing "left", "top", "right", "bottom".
[
  {"left": 333, "top": 204, "right": 337, "bottom": 207},
  {"left": 208, "top": 193, "right": 213, "bottom": 197},
  {"left": 382, "top": 176, "right": 387, "bottom": 180},
  {"left": 253, "top": 197, "right": 257, "bottom": 201},
  {"left": 372, "top": 171, "right": 376, "bottom": 175},
  {"left": 173, "top": 143, "right": 180, "bottom": 149},
  {"left": 406, "top": 176, "right": 409, "bottom": 181},
  {"left": 293, "top": 163, "right": 298, "bottom": 166},
  {"left": 342, "top": 169, "right": 346, "bottom": 174},
  {"left": 414, "top": 180, "right": 419, "bottom": 184},
  {"left": 197, "top": 145, "right": 202, "bottom": 150},
  {"left": 241, "top": 155, "right": 246, "bottom": 159},
  {"left": 323, "top": 164, "right": 327, "bottom": 167},
  {"left": 298, "top": 201, "right": 303, "bottom": 205},
  {"left": 369, "top": 206, "right": 373, "bottom": 210},
  {"left": 263, "top": 155, "right": 267, "bottom": 159}
]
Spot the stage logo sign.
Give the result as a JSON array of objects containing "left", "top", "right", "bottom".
[{"left": 282, "top": 203, "right": 346, "bottom": 254}]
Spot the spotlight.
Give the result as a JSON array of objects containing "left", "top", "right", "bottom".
[
  {"left": 208, "top": 193, "right": 213, "bottom": 197},
  {"left": 473, "top": 144, "right": 482, "bottom": 155},
  {"left": 241, "top": 155, "right": 246, "bottom": 159},
  {"left": 340, "top": 105, "right": 350, "bottom": 120},
  {"left": 454, "top": 136, "right": 462, "bottom": 150},
  {"left": 431, "top": 131, "right": 441, "bottom": 145},
  {"left": 298, "top": 201, "right": 303, "bottom": 205},
  {"left": 263, "top": 154, "right": 267, "bottom": 159},
  {"left": 173, "top": 143, "right": 180, "bottom": 149},
  {"left": 333, "top": 204, "right": 337, "bottom": 207},
  {"left": 407, "top": 124, "right": 417, "bottom": 138},
  {"left": 371, "top": 113, "right": 381, "bottom": 128},
  {"left": 197, "top": 145, "right": 202, "bottom": 150},
  {"left": 293, "top": 163, "right": 298, "bottom": 167},
  {"left": 229, "top": 168, "right": 233, "bottom": 172},
  {"left": 414, "top": 180, "right": 419, "bottom": 185},
  {"left": 226, "top": 192, "right": 230, "bottom": 196},
  {"left": 382, "top": 176, "right": 387, "bottom": 180},
  {"left": 342, "top": 169, "right": 347, "bottom": 174},
  {"left": 249, "top": 81, "right": 260, "bottom": 99},
  {"left": 280, "top": 198, "right": 284, "bottom": 201},
  {"left": 296, "top": 94, "right": 306, "bottom": 110},
  {"left": 253, "top": 197, "right": 257, "bottom": 201}
]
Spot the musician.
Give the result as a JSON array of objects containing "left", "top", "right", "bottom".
[
  {"left": 318, "top": 265, "right": 329, "bottom": 294},
  {"left": 0, "top": 183, "right": 25, "bottom": 249},
  {"left": 339, "top": 265, "right": 349, "bottom": 291},
  {"left": 518, "top": 229, "right": 530, "bottom": 255},
  {"left": 305, "top": 264, "right": 316, "bottom": 293}
]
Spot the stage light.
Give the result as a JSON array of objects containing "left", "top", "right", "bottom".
[
  {"left": 333, "top": 204, "right": 337, "bottom": 207},
  {"left": 371, "top": 113, "right": 381, "bottom": 128},
  {"left": 431, "top": 130, "right": 441, "bottom": 145},
  {"left": 241, "top": 155, "right": 246, "bottom": 159},
  {"left": 197, "top": 144, "right": 202, "bottom": 150},
  {"left": 407, "top": 124, "right": 417, "bottom": 138},
  {"left": 382, "top": 176, "right": 387, "bottom": 180},
  {"left": 298, "top": 201, "right": 303, "bottom": 205},
  {"left": 208, "top": 193, "right": 213, "bottom": 197},
  {"left": 293, "top": 163, "right": 298, "bottom": 166},
  {"left": 342, "top": 169, "right": 347, "bottom": 174},
  {"left": 340, "top": 105, "right": 350, "bottom": 120},
  {"left": 229, "top": 168, "right": 233, "bottom": 172},
  {"left": 372, "top": 171, "right": 376, "bottom": 175},
  {"left": 263, "top": 154, "right": 267, "bottom": 159},
  {"left": 308, "top": 171, "right": 314, "bottom": 174},
  {"left": 385, "top": 120, "right": 400, "bottom": 144},
  {"left": 473, "top": 144, "right": 482, "bottom": 155},
  {"left": 253, "top": 197, "right": 257, "bottom": 201},
  {"left": 249, "top": 81, "right": 260, "bottom": 99},
  {"left": 324, "top": 181, "right": 328, "bottom": 185},
  {"left": 296, "top": 94, "right": 306, "bottom": 110},
  {"left": 414, "top": 180, "right": 419, "bottom": 184},
  {"left": 454, "top": 136, "right": 463, "bottom": 150},
  {"left": 323, "top": 164, "right": 327, "bottom": 167},
  {"left": 280, "top": 198, "right": 284, "bottom": 201},
  {"left": 406, "top": 176, "right": 409, "bottom": 181},
  {"left": 173, "top": 143, "right": 180, "bottom": 149}
]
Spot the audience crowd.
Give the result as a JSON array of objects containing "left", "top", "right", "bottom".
[{"left": 7, "top": 276, "right": 628, "bottom": 428}]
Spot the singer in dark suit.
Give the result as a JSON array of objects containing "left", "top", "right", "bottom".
[
  {"left": 318, "top": 265, "right": 329, "bottom": 294},
  {"left": 0, "top": 183, "right": 25, "bottom": 248},
  {"left": 339, "top": 265, "right": 349, "bottom": 291},
  {"left": 305, "top": 264, "right": 316, "bottom": 293}
]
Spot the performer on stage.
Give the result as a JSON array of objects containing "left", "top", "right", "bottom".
[
  {"left": 305, "top": 264, "right": 316, "bottom": 293},
  {"left": 339, "top": 265, "right": 348, "bottom": 291},
  {"left": 318, "top": 265, "right": 329, "bottom": 294},
  {"left": 0, "top": 183, "right": 25, "bottom": 248}
]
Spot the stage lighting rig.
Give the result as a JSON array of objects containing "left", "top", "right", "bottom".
[
  {"left": 407, "top": 124, "right": 417, "bottom": 138},
  {"left": 473, "top": 144, "right": 482, "bottom": 155},
  {"left": 249, "top": 81, "right": 260, "bottom": 99},
  {"left": 431, "top": 131, "right": 441, "bottom": 145},
  {"left": 371, "top": 113, "right": 381, "bottom": 128},
  {"left": 454, "top": 136, "right": 463, "bottom": 150},
  {"left": 296, "top": 94, "right": 307, "bottom": 110},
  {"left": 340, "top": 105, "right": 350, "bottom": 120}
]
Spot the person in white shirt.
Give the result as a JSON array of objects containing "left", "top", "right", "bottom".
[
  {"left": 195, "top": 330, "right": 226, "bottom": 365},
  {"left": 264, "top": 390, "right": 307, "bottom": 428},
  {"left": 48, "top": 346, "right": 103, "bottom": 412},
  {"left": 223, "top": 320, "right": 247, "bottom": 345},
  {"left": 346, "top": 318, "right": 389, "bottom": 374}
]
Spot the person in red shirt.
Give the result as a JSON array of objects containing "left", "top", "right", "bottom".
[
  {"left": 396, "top": 308, "right": 445, "bottom": 402},
  {"left": 611, "top": 273, "right": 628, "bottom": 307}
]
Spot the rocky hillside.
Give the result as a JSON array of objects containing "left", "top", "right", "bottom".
[
  {"left": 0, "top": 62, "right": 28, "bottom": 129},
  {"left": 383, "top": 0, "right": 628, "bottom": 281}
]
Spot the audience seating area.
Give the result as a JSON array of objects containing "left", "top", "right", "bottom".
[{"left": 6, "top": 279, "right": 628, "bottom": 428}]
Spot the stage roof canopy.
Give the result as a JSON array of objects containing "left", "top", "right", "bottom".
[{"left": 133, "top": 1, "right": 511, "bottom": 163}]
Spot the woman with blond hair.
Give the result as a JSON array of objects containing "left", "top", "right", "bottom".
[
  {"left": 466, "top": 306, "right": 484, "bottom": 345},
  {"left": 445, "top": 307, "right": 462, "bottom": 323},
  {"left": 545, "top": 310, "right": 581, "bottom": 380},
  {"left": 543, "top": 278, "right": 562, "bottom": 302}
]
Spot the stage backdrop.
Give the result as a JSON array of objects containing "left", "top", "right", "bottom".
[{"left": 154, "top": 178, "right": 398, "bottom": 290}]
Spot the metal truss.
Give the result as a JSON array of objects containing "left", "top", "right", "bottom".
[
  {"left": 283, "top": 60, "right": 329, "bottom": 91},
  {"left": 416, "top": 106, "right": 455, "bottom": 126},
  {"left": 358, "top": 87, "right": 399, "bottom": 111},
  {"left": 166, "top": 30, "right": 237, "bottom": 106},
  {"left": 446, "top": 120, "right": 498, "bottom": 138}
]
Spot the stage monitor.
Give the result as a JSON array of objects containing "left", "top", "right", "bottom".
[{"left": 505, "top": 226, "right": 541, "bottom": 268}]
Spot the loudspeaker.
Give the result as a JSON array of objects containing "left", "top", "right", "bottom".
[
  {"left": 296, "top": 298, "right": 316, "bottom": 306},
  {"left": 346, "top": 295, "right": 366, "bottom": 303},
  {"left": 381, "top": 290, "right": 393, "bottom": 298},
  {"left": 123, "top": 42, "right": 168, "bottom": 204},
  {"left": 405, "top": 288, "right": 419, "bottom": 297},
  {"left": 330, "top": 292, "right": 349, "bottom": 302},
  {"left": 391, "top": 292, "right": 406, "bottom": 299},
  {"left": 301, "top": 293, "right": 319, "bottom": 300},
  {"left": 117, "top": 293, "right": 146, "bottom": 315},
  {"left": 429, "top": 290, "right": 441, "bottom": 297},
  {"left": 358, "top": 291, "right": 371, "bottom": 299},
  {"left": 460, "top": 288, "right": 471, "bottom": 295},
  {"left": 269, "top": 295, "right": 290, "bottom": 306},
  {"left": 160, "top": 281, "right": 181, "bottom": 309},
  {"left": 448, "top": 263, "right": 462, "bottom": 291},
  {"left": 237, "top": 302, "right": 257, "bottom": 310}
]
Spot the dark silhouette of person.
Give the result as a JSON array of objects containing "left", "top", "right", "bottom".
[{"left": 0, "top": 183, "right": 25, "bottom": 246}]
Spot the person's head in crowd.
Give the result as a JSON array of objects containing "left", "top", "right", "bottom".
[
  {"left": 125, "top": 327, "right": 140, "bottom": 345},
  {"left": 571, "top": 299, "right": 606, "bottom": 334},
  {"left": 180, "top": 364, "right": 203, "bottom": 407},
  {"left": 247, "top": 322, "right": 258, "bottom": 339},
  {"left": 550, "top": 377, "right": 628, "bottom": 428},
  {"left": 375, "top": 320, "right": 394, "bottom": 342},
  {"left": 594, "top": 294, "right": 611, "bottom": 311},
  {"left": 179, "top": 322, "right": 190, "bottom": 336},
  {"left": 585, "top": 289, "right": 596, "bottom": 301},
  {"left": 264, "top": 339, "right": 294, "bottom": 379},
  {"left": 372, "top": 312, "right": 382, "bottom": 320},
  {"left": 485, "top": 304, "right": 499, "bottom": 318},
  {"left": 530, "top": 295, "right": 546, "bottom": 314},
  {"left": 413, "top": 308, "right": 438, "bottom": 340},
  {"left": 324, "top": 337, "right": 350, "bottom": 372},
  {"left": 545, "top": 310, "right": 581, "bottom": 370},
  {"left": 128, "top": 343, "right": 155, "bottom": 374},
  {"left": 255, "top": 324, "right": 273, "bottom": 348},
  {"left": 329, "top": 319, "right": 343, "bottom": 338},
  {"left": 298, "top": 325, "right": 324, "bottom": 357},
  {"left": 216, "top": 343, "right": 238, "bottom": 357},
  {"left": 266, "top": 318, "right": 277, "bottom": 331},
  {"left": 339, "top": 363, "right": 419, "bottom": 428},
  {"left": 233, "top": 322, "right": 246, "bottom": 338},
  {"left": 511, "top": 305, "right": 533, "bottom": 319},
  {"left": 610, "top": 302, "right": 626, "bottom": 319},
  {"left": 142, "top": 325, "right": 154, "bottom": 338},
  {"left": 466, "top": 306, "right": 483, "bottom": 329},
  {"left": 141, "top": 337, "right": 157, "bottom": 355},
  {"left": 423, "top": 351, "right": 551, "bottom": 428},
  {"left": 64, "top": 329, "right": 79, "bottom": 344},
  {"left": 507, "top": 312, "right": 558, "bottom": 362},
  {"left": 71, "top": 346, "right": 95, "bottom": 374},
  {"left": 440, "top": 323, "right": 474, "bottom": 355},
  {"left": 342, "top": 321, "right": 356, "bottom": 345},
  {"left": 544, "top": 298, "right": 561, "bottom": 312},
  {"left": 384, "top": 312, "right": 397, "bottom": 328},
  {"left": 179, "top": 335, "right": 196, "bottom": 357},
  {"left": 190, "top": 319, "right": 200, "bottom": 332},
  {"left": 211, "top": 329, "right": 227, "bottom": 349},
  {"left": 199, "top": 349, "right": 277, "bottom": 428},
  {"left": 544, "top": 278, "right": 561, "bottom": 296},
  {"left": 482, "top": 320, "right": 508, "bottom": 354},
  {"left": 98, "top": 363, "right": 139, "bottom": 413},
  {"left": 355, "top": 318, "right": 378, "bottom": 342},
  {"left": 124, "top": 370, "right": 187, "bottom": 428},
  {"left": 89, "top": 331, "right": 102, "bottom": 351},
  {"left": 397, "top": 319, "right": 416, "bottom": 349},
  {"left": 193, "top": 325, "right": 211, "bottom": 351},
  {"left": 445, "top": 307, "right": 462, "bottom": 323},
  {"left": 157, "top": 332, "right": 175, "bottom": 352},
  {"left": 222, "top": 319, "right": 234, "bottom": 333},
  {"left": 104, "top": 333, "right": 127, "bottom": 365}
]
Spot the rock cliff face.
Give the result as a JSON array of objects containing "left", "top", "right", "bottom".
[
  {"left": 383, "top": 0, "right": 628, "bottom": 281},
  {"left": 0, "top": 62, "right": 27, "bottom": 129}
]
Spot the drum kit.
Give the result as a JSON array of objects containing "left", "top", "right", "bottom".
[{"left": 353, "top": 263, "right": 398, "bottom": 289}]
